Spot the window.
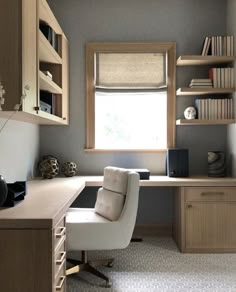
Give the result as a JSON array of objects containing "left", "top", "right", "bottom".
[{"left": 86, "top": 42, "right": 176, "bottom": 152}]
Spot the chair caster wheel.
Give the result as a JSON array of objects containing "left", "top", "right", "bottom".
[
  {"left": 105, "top": 281, "right": 112, "bottom": 288},
  {"left": 107, "top": 262, "right": 113, "bottom": 268}
]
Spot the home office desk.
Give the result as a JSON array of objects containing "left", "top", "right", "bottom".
[{"left": 0, "top": 175, "right": 236, "bottom": 292}]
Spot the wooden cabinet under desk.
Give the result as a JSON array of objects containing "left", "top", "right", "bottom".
[
  {"left": 0, "top": 177, "right": 85, "bottom": 292},
  {"left": 173, "top": 186, "right": 236, "bottom": 253}
]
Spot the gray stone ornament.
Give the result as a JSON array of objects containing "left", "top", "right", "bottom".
[
  {"left": 61, "top": 161, "right": 78, "bottom": 177},
  {"left": 39, "top": 158, "right": 59, "bottom": 179},
  {"left": 184, "top": 106, "right": 197, "bottom": 120}
]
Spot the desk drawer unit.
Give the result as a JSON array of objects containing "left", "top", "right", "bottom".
[
  {"left": 185, "top": 187, "right": 236, "bottom": 202},
  {"left": 54, "top": 216, "right": 66, "bottom": 249},
  {"left": 173, "top": 186, "right": 236, "bottom": 253},
  {"left": 53, "top": 216, "right": 66, "bottom": 291}
]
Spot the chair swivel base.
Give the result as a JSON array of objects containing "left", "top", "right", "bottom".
[{"left": 66, "top": 251, "right": 114, "bottom": 288}]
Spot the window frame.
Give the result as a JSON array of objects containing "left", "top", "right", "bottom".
[{"left": 85, "top": 42, "right": 176, "bottom": 153}]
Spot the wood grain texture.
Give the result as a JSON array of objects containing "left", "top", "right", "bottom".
[
  {"left": 174, "top": 186, "right": 236, "bottom": 253},
  {"left": 177, "top": 55, "right": 236, "bottom": 66},
  {"left": 0, "top": 229, "right": 53, "bottom": 292},
  {"left": 22, "top": 0, "right": 37, "bottom": 114},
  {"left": 186, "top": 202, "right": 236, "bottom": 251},
  {"left": 0, "top": 177, "right": 85, "bottom": 228}
]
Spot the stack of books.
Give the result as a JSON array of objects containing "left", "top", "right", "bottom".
[
  {"left": 209, "top": 68, "right": 235, "bottom": 88},
  {"left": 201, "top": 35, "right": 234, "bottom": 56},
  {"left": 189, "top": 79, "right": 213, "bottom": 88},
  {"left": 195, "top": 98, "right": 234, "bottom": 120}
]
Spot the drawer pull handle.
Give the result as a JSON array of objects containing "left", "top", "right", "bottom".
[
  {"left": 56, "top": 227, "right": 66, "bottom": 238},
  {"left": 56, "top": 276, "right": 65, "bottom": 290},
  {"left": 56, "top": 252, "right": 66, "bottom": 265},
  {"left": 201, "top": 192, "right": 224, "bottom": 196},
  {"left": 187, "top": 204, "right": 192, "bottom": 208}
]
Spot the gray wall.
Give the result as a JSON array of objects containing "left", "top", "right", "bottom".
[
  {"left": 0, "top": 118, "right": 39, "bottom": 183},
  {"left": 227, "top": 0, "right": 236, "bottom": 177},
  {"left": 40, "top": 0, "right": 228, "bottom": 224}
]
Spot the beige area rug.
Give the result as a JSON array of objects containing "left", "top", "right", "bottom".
[{"left": 67, "top": 237, "right": 236, "bottom": 292}]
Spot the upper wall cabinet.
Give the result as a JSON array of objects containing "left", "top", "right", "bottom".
[{"left": 0, "top": 0, "right": 69, "bottom": 125}]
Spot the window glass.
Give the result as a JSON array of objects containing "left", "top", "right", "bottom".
[{"left": 95, "top": 91, "right": 167, "bottom": 149}]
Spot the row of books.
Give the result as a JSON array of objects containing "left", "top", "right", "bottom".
[
  {"left": 189, "top": 79, "right": 212, "bottom": 88},
  {"left": 209, "top": 68, "right": 235, "bottom": 88},
  {"left": 201, "top": 35, "right": 234, "bottom": 56},
  {"left": 40, "top": 22, "right": 58, "bottom": 52},
  {"left": 40, "top": 90, "right": 56, "bottom": 115},
  {"left": 195, "top": 98, "right": 234, "bottom": 120}
]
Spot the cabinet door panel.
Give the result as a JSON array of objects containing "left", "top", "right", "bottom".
[
  {"left": 186, "top": 202, "right": 236, "bottom": 249},
  {"left": 22, "top": 0, "right": 37, "bottom": 114}
]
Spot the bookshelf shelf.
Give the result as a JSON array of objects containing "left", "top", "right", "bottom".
[
  {"left": 39, "top": 0, "right": 63, "bottom": 34},
  {"left": 176, "top": 88, "right": 235, "bottom": 96},
  {"left": 177, "top": 55, "right": 236, "bottom": 66},
  {"left": 176, "top": 119, "right": 235, "bottom": 125},
  {"left": 39, "top": 71, "right": 62, "bottom": 94},
  {"left": 38, "top": 31, "right": 62, "bottom": 64}
]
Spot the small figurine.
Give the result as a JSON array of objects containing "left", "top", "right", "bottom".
[{"left": 184, "top": 106, "right": 197, "bottom": 120}]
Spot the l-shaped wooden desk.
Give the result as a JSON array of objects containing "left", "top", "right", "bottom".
[{"left": 0, "top": 175, "right": 236, "bottom": 292}]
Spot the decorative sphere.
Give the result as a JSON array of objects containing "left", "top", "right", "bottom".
[
  {"left": 61, "top": 161, "right": 78, "bottom": 177},
  {"left": 39, "top": 158, "right": 59, "bottom": 179},
  {"left": 184, "top": 106, "right": 197, "bottom": 120}
]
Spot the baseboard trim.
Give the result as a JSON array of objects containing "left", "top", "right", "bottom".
[{"left": 133, "top": 223, "right": 172, "bottom": 237}]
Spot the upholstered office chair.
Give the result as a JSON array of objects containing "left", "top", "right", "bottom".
[{"left": 66, "top": 166, "right": 140, "bottom": 287}]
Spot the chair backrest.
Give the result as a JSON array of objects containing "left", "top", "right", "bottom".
[{"left": 95, "top": 167, "right": 139, "bottom": 222}]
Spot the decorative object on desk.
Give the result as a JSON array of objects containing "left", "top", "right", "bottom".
[
  {"left": 184, "top": 106, "right": 197, "bottom": 120},
  {"left": 0, "top": 81, "right": 6, "bottom": 111},
  {"left": 208, "top": 151, "right": 226, "bottom": 177},
  {"left": 61, "top": 161, "right": 78, "bottom": 177},
  {"left": 129, "top": 169, "right": 150, "bottom": 180},
  {"left": 39, "top": 157, "right": 59, "bottom": 179},
  {"left": 0, "top": 175, "right": 8, "bottom": 206},
  {"left": 3, "top": 181, "right": 26, "bottom": 207}
]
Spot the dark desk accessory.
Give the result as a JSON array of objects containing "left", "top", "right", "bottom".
[
  {"left": 167, "top": 148, "right": 189, "bottom": 177},
  {"left": 130, "top": 169, "right": 150, "bottom": 180},
  {"left": 0, "top": 175, "right": 8, "bottom": 206},
  {"left": 3, "top": 181, "right": 26, "bottom": 207}
]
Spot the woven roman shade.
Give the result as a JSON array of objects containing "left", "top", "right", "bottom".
[{"left": 95, "top": 52, "right": 166, "bottom": 89}]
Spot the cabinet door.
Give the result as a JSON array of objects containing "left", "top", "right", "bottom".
[
  {"left": 186, "top": 202, "right": 236, "bottom": 250},
  {"left": 0, "top": 1, "right": 22, "bottom": 110},
  {"left": 0, "top": 229, "right": 53, "bottom": 292},
  {"left": 22, "top": 0, "right": 38, "bottom": 114}
]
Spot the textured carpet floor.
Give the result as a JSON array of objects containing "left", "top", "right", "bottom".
[{"left": 67, "top": 237, "right": 236, "bottom": 292}]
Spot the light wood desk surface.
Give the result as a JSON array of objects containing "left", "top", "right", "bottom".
[
  {"left": 82, "top": 175, "right": 236, "bottom": 187},
  {"left": 1, "top": 175, "right": 236, "bottom": 229}
]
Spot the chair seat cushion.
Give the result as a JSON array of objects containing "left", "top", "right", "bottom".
[{"left": 66, "top": 207, "right": 110, "bottom": 223}]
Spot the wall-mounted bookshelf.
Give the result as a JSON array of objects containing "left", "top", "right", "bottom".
[
  {"left": 177, "top": 88, "right": 235, "bottom": 96},
  {"left": 176, "top": 47, "right": 235, "bottom": 126},
  {"left": 176, "top": 119, "right": 235, "bottom": 125},
  {"left": 177, "top": 55, "right": 236, "bottom": 66}
]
